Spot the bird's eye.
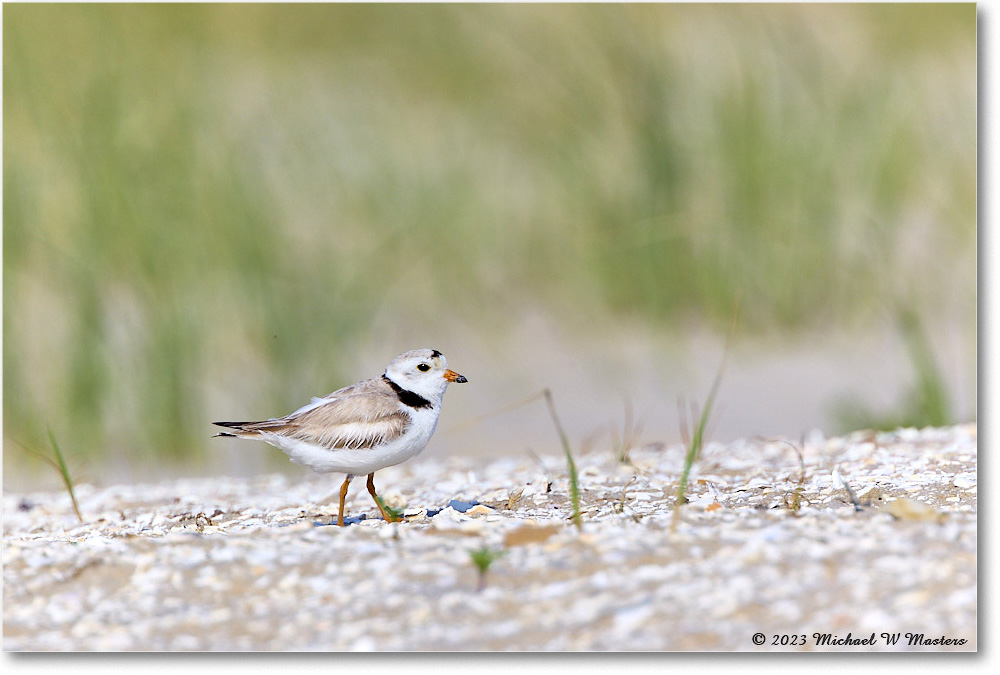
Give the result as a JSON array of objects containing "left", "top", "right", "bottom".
[{"left": 417, "top": 363, "right": 431, "bottom": 372}]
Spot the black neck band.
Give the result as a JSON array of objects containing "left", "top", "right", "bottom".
[{"left": 383, "top": 376, "right": 433, "bottom": 409}]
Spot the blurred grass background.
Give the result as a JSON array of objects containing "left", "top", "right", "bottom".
[{"left": 3, "top": 4, "right": 976, "bottom": 487}]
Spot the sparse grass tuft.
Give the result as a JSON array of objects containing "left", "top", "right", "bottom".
[
  {"left": 672, "top": 304, "right": 738, "bottom": 531},
  {"left": 543, "top": 389, "right": 582, "bottom": 531},
  {"left": 505, "top": 487, "right": 525, "bottom": 511},
  {"left": 615, "top": 475, "right": 639, "bottom": 519},
  {"left": 19, "top": 430, "right": 84, "bottom": 522},
  {"left": 760, "top": 436, "right": 807, "bottom": 514},
  {"left": 611, "top": 396, "right": 643, "bottom": 466},
  {"left": 785, "top": 440, "right": 807, "bottom": 514}
]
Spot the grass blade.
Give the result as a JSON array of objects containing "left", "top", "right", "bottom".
[
  {"left": 672, "top": 303, "right": 739, "bottom": 531},
  {"left": 373, "top": 493, "right": 403, "bottom": 522},
  {"left": 543, "top": 389, "right": 582, "bottom": 531},
  {"left": 47, "top": 429, "right": 84, "bottom": 523}
]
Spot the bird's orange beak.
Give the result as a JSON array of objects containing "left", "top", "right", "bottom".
[{"left": 444, "top": 369, "right": 468, "bottom": 383}]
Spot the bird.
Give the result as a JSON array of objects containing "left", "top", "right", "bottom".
[{"left": 213, "top": 348, "right": 468, "bottom": 526}]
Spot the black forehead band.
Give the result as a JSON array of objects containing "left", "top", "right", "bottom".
[{"left": 430, "top": 350, "right": 443, "bottom": 359}]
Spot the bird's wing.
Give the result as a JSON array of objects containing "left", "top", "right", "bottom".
[{"left": 232, "top": 384, "right": 410, "bottom": 451}]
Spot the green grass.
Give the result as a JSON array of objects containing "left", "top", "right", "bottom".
[
  {"left": 3, "top": 4, "right": 976, "bottom": 469},
  {"left": 544, "top": 389, "right": 582, "bottom": 531},
  {"left": 672, "top": 305, "right": 737, "bottom": 530},
  {"left": 19, "top": 431, "right": 84, "bottom": 522},
  {"left": 373, "top": 494, "right": 403, "bottom": 523},
  {"left": 49, "top": 431, "right": 84, "bottom": 522}
]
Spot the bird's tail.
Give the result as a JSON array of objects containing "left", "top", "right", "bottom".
[
  {"left": 212, "top": 419, "right": 287, "bottom": 438},
  {"left": 212, "top": 421, "right": 256, "bottom": 438}
]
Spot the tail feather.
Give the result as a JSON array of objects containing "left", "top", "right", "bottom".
[
  {"left": 213, "top": 420, "right": 251, "bottom": 429},
  {"left": 212, "top": 419, "right": 287, "bottom": 438},
  {"left": 212, "top": 420, "right": 256, "bottom": 439}
]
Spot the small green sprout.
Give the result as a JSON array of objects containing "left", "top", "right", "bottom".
[{"left": 468, "top": 546, "right": 506, "bottom": 592}]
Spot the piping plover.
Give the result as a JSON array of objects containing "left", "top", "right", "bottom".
[{"left": 214, "top": 348, "right": 468, "bottom": 526}]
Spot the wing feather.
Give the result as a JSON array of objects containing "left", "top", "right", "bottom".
[
  {"left": 284, "top": 392, "right": 410, "bottom": 450},
  {"left": 223, "top": 383, "right": 410, "bottom": 451}
]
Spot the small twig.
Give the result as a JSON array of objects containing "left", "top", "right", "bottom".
[{"left": 833, "top": 466, "right": 863, "bottom": 512}]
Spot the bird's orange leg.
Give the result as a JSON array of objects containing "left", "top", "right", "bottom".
[
  {"left": 337, "top": 474, "right": 353, "bottom": 527},
  {"left": 367, "top": 473, "right": 399, "bottom": 522}
]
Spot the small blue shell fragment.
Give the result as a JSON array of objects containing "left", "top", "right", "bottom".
[
  {"left": 426, "top": 499, "right": 482, "bottom": 518},
  {"left": 313, "top": 514, "right": 367, "bottom": 527},
  {"left": 313, "top": 500, "right": 490, "bottom": 525}
]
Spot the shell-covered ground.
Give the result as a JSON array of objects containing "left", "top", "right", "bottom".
[{"left": 3, "top": 425, "right": 977, "bottom": 651}]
